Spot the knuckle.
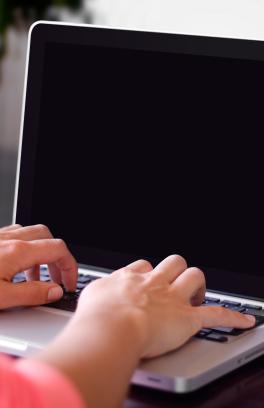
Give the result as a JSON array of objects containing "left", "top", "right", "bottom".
[
  {"left": 139, "top": 259, "right": 152, "bottom": 269},
  {"left": 120, "top": 267, "right": 131, "bottom": 276},
  {"left": 123, "top": 259, "right": 152, "bottom": 272},
  {"left": 10, "top": 239, "right": 26, "bottom": 253},
  {"left": 189, "top": 267, "right": 205, "bottom": 282},
  {"left": 0, "top": 232, "right": 9, "bottom": 240},
  {"left": 36, "top": 224, "right": 50, "bottom": 235},
  {"left": 122, "top": 265, "right": 136, "bottom": 273},
  {"left": 170, "top": 254, "right": 187, "bottom": 269},
  {"left": 127, "top": 273, "right": 144, "bottom": 286},
  {"left": 55, "top": 238, "right": 67, "bottom": 249},
  {"left": 119, "top": 267, "right": 143, "bottom": 282},
  {"left": 3, "top": 239, "right": 27, "bottom": 256}
]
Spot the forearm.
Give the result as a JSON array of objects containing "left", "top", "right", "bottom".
[
  {"left": 0, "top": 353, "right": 85, "bottom": 408},
  {"left": 34, "top": 312, "right": 143, "bottom": 408}
]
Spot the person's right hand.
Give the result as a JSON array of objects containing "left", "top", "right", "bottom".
[
  {"left": 77, "top": 255, "right": 255, "bottom": 358},
  {"left": 35, "top": 255, "right": 255, "bottom": 408}
]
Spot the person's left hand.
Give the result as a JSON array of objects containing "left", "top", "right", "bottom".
[{"left": 0, "top": 224, "right": 78, "bottom": 309}]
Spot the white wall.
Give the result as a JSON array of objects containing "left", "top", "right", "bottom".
[{"left": 92, "top": 0, "right": 264, "bottom": 41}]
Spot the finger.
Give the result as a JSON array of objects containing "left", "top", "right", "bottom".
[
  {"left": 152, "top": 255, "right": 187, "bottom": 283},
  {"left": 0, "top": 224, "right": 22, "bottom": 233},
  {"left": 0, "top": 224, "right": 53, "bottom": 241},
  {"left": 197, "top": 305, "right": 256, "bottom": 329},
  {"left": 3, "top": 239, "right": 77, "bottom": 291},
  {"left": 48, "top": 263, "right": 62, "bottom": 285},
  {"left": 0, "top": 281, "right": 63, "bottom": 309},
  {"left": 25, "top": 264, "right": 62, "bottom": 285},
  {"left": 25, "top": 265, "right": 40, "bottom": 281},
  {"left": 123, "top": 259, "right": 153, "bottom": 273},
  {"left": 1, "top": 225, "right": 53, "bottom": 282},
  {"left": 172, "top": 267, "right": 206, "bottom": 305}
]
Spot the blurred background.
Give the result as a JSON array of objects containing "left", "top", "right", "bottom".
[{"left": 1, "top": 0, "right": 264, "bottom": 227}]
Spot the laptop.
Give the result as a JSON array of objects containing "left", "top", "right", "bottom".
[{"left": 1, "top": 20, "right": 264, "bottom": 393}]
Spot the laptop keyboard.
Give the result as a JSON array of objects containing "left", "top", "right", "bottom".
[
  {"left": 42, "top": 268, "right": 100, "bottom": 312},
  {"left": 12, "top": 267, "right": 100, "bottom": 312},
  {"left": 196, "top": 297, "right": 264, "bottom": 342},
  {"left": 12, "top": 270, "right": 264, "bottom": 343}
]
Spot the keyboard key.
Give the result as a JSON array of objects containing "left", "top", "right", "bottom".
[
  {"left": 40, "top": 267, "right": 48, "bottom": 274},
  {"left": 13, "top": 272, "right": 26, "bottom": 282},
  {"left": 242, "top": 304, "right": 262, "bottom": 310},
  {"left": 41, "top": 277, "right": 51, "bottom": 282},
  {"left": 49, "top": 300, "right": 77, "bottom": 312},
  {"left": 77, "top": 283, "right": 86, "bottom": 290},
  {"left": 204, "top": 296, "right": 220, "bottom": 303},
  {"left": 195, "top": 329, "right": 212, "bottom": 338},
  {"left": 78, "top": 276, "right": 92, "bottom": 284},
  {"left": 212, "top": 326, "right": 243, "bottom": 336},
  {"left": 243, "top": 309, "right": 264, "bottom": 317},
  {"left": 48, "top": 292, "right": 79, "bottom": 312},
  {"left": 254, "top": 315, "right": 264, "bottom": 326},
  {"left": 201, "top": 329, "right": 212, "bottom": 334},
  {"left": 63, "top": 292, "right": 79, "bottom": 300},
  {"left": 40, "top": 271, "right": 49, "bottom": 277},
  {"left": 205, "top": 333, "right": 228, "bottom": 343},
  {"left": 13, "top": 277, "right": 26, "bottom": 283},
  {"left": 46, "top": 274, "right": 102, "bottom": 312},
  {"left": 202, "top": 302, "right": 222, "bottom": 307},
  {"left": 220, "top": 300, "right": 241, "bottom": 307},
  {"left": 224, "top": 305, "right": 245, "bottom": 313}
]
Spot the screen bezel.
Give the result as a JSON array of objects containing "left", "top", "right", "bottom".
[{"left": 15, "top": 21, "right": 264, "bottom": 299}]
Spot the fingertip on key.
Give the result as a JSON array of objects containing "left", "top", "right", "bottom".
[{"left": 244, "top": 314, "right": 256, "bottom": 325}]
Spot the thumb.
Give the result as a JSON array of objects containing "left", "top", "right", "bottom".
[{"left": 0, "top": 281, "right": 63, "bottom": 309}]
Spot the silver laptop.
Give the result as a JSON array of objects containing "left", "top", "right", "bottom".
[{"left": 1, "top": 21, "right": 264, "bottom": 393}]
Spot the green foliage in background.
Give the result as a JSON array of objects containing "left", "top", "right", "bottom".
[
  {"left": 0, "top": 0, "right": 6, "bottom": 33},
  {"left": 0, "top": 0, "right": 81, "bottom": 33}
]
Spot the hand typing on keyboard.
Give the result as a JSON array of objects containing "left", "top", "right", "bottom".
[
  {"left": 195, "top": 297, "right": 264, "bottom": 342},
  {"left": 0, "top": 223, "right": 257, "bottom": 408},
  {"left": 0, "top": 224, "right": 77, "bottom": 309}
]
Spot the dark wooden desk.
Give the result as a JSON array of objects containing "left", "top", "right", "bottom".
[{"left": 126, "top": 355, "right": 264, "bottom": 407}]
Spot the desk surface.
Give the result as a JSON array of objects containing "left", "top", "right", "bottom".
[{"left": 125, "top": 355, "right": 264, "bottom": 407}]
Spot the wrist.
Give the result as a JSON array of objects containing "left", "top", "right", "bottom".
[
  {"left": 72, "top": 305, "right": 147, "bottom": 358},
  {"left": 35, "top": 309, "right": 146, "bottom": 408}
]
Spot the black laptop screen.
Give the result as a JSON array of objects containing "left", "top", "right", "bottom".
[{"left": 18, "top": 26, "right": 264, "bottom": 298}]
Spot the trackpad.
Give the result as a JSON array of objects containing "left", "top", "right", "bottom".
[{"left": 0, "top": 307, "right": 71, "bottom": 356}]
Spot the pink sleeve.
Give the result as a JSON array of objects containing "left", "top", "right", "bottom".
[{"left": 0, "top": 354, "right": 86, "bottom": 408}]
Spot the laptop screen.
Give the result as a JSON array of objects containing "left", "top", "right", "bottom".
[{"left": 17, "top": 23, "right": 264, "bottom": 299}]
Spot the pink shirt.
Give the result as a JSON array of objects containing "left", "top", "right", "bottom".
[{"left": 0, "top": 354, "right": 86, "bottom": 408}]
